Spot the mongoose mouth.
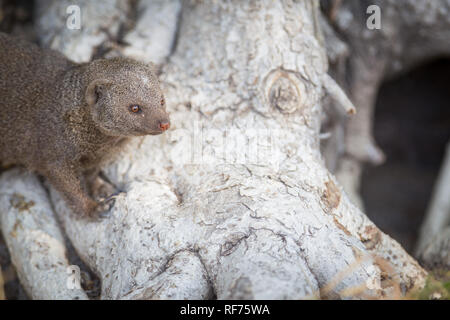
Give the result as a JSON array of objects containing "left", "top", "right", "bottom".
[
  {"left": 136, "top": 128, "right": 167, "bottom": 136},
  {"left": 147, "top": 120, "right": 170, "bottom": 135}
]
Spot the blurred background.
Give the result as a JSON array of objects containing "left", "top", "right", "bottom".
[{"left": 362, "top": 58, "right": 450, "bottom": 253}]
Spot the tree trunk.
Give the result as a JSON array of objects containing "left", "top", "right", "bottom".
[{"left": 0, "top": 0, "right": 427, "bottom": 299}]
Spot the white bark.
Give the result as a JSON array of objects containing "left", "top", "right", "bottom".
[
  {"left": 0, "top": 170, "right": 88, "bottom": 300},
  {"left": 417, "top": 228, "right": 450, "bottom": 271},
  {"left": 122, "top": 0, "right": 182, "bottom": 65},
  {"left": 0, "top": 0, "right": 427, "bottom": 299},
  {"left": 416, "top": 142, "right": 450, "bottom": 268},
  {"left": 0, "top": 266, "right": 4, "bottom": 300}
]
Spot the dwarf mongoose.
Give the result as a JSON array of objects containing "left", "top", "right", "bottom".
[{"left": 0, "top": 32, "right": 170, "bottom": 217}]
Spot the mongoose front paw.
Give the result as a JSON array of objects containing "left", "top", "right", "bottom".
[
  {"left": 95, "top": 192, "right": 124, "bottom": 219},
  {"left": 75, "top": 199, "right": 101, "bottom": 219}
]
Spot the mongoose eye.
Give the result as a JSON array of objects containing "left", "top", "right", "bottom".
[
  {"left": 129, "top": 105, "right": 141, "bottom": 113},
  {"left": 161, "top": 97, "right": 165, "bottom": 106}
]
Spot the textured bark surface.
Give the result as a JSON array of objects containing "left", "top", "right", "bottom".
[
  {"left": 0, "top": 0, "right": 429, "bottom": 299},
  {"left": 0, "top": 170, "right": 88, "bottom": 299}
]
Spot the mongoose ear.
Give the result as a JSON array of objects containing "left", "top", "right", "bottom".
[{"left": 85, "top": 79, "right": 112, "bottom": 106}]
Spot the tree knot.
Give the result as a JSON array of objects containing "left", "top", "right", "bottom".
[{"left": 265, "top": 69, "right": 305, "bottom": 114}]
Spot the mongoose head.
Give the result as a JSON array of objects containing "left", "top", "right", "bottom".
[{"left": 85, "top": 58, "right": 170, "bottom": 137}]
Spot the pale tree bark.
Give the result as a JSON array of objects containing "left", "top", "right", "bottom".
[
  {"left": 416, "top": 142, "right": 450, "bottom": 270},
  {"left": 0, "top": 0, "right": 428, "bottom": 299},
  {"left": 0, "top": 171, "right": 88, "bottom": 299},
  {"left": 0, "top": 265, "right": 4, "bottom": 300}
]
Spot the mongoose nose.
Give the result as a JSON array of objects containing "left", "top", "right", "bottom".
[{"left": 159, "top": 121, "right": 170, "bottom": 131}]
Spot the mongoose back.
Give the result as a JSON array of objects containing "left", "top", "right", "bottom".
[{"left": 0, "top": 32, "right": 170, "bottom": 217}]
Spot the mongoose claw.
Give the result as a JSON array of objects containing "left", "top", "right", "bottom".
[
  {"left": 104, "top": 191, "right": 125, "bottom": 202},
  {"left": 96, "top": 192, "right": 126, "bottom": 219}
]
